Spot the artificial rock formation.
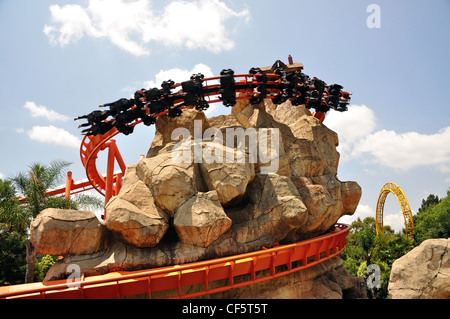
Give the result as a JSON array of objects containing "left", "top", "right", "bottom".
[
  {"left": 105, "top": 164, "right": 169, "bottom": 248},
  {"left": 174, "top": 191, "right": 232, "bottom": 247},
  {"left": 30, "top": 208, "right": 107, "bottom": 256},
  {"left": 33, "top": 98, "right": 363, "bottom": 299},
  {"left": 388, "top": 237, "right": 450, "bottom": 299}
]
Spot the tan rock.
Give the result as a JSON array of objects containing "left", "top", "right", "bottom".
[
  {"left": 136, "top": 152, "right": 201, "bottom": 216},
  {"left": 263, "top": 99, "right": 311, "bottom": 127},
  {"left": 269, "top": 102, "right": 340, "bottom": 176},
  {"left": 30, "top": 208, "right": 107, "bottom": 256},
  {"left": 199, "top": 143, "right": 255, "bottom": 207},
  {"left": 389, "top": 237, "right": 450, "bottom": 299},
  {"left": 341, "top": 181, "right": 362, "bottom": 215},
  {"left": 105, "top": 165, "right": 169, "bottom": 248},
  {"left": 174, "top": 191, "right": 232, "bottom": 247},
  {"left": 286, "top": 138, "right": 324, "bottom": 177},
  {"left": 297, "top": 184, "right": 336, "bottom": 233},
  {"left": 148, "top": 108, "right": 209, "bottom": 158},
  {"left": 244, "top": 174, "right": 308, "bottom": 244}
]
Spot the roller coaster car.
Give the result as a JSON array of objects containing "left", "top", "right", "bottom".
[
  {"left": 99, "top": 98, "right": 135, "bottom": 117},
  {"left": 83, "top": 120, "right": 114, "bottom": 136},
  {"left": 248, "top": 67, "right": 269, "bottom": 105},
  {"left": 181, "top": 80, "right": 199, "bottom": 106},
  {"left": 180, "top": 73, "right": 209, "bottom": 111},
  {"left": 77, "top": 58, "right": 352, "bottom": 137},
  {"left": 168, "top": 105, "right": 182, "bottom": 118},
  {"left": 144, "top": 88, "right": 160, "bottom": 102},
  {"left": 220, "top": 69, "right": 236, "bottom": 107},
  {"left": 75, "top": 110, "right": 109, "bottom": 126}
]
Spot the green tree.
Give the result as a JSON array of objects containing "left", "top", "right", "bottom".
[
  {"left": 418, "top": 194, "right": 441, "bottom": 213},
  {"left": 341, "top": 217, "right": 413, "bottom": 299},
  {"left": 414, "top": 189, "right": 450, "bottom": 244},
  {"left": 10, "top": 160, "right": 103, "bottom": 283},
  {"left": 0, "top": 179, "right": 29, "bottom": 285}
]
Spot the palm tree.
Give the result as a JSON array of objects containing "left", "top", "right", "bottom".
[
  {"left": 0, "top": 179, "right": 29, "bottom": 233},
  {"left": 11, "top": 160, "right": 103, "bottom": 283}
]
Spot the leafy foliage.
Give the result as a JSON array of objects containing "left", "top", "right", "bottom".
[
  {"left": 0, "top": 179, "right": 28, "bottom": 285},
  {"left": 341, "top": 217, "right": 413, "bottom": 299},
  {"left": 413, "top": 189, "right": 450, "bottom": 245}
]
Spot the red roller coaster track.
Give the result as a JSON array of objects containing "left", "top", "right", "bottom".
[
  {"left": 0, "top": 224, "right": 349, "bottom": 299},
  {"left": 1, "top": 64, "right": 350, "bottom": 299}
]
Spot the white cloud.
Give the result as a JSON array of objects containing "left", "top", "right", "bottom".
[
  {"left": 354, "top": 204, "right": 376, "bottom": 219},
  {"left": 143, "top": 63, "right": 215, "bottom": 88},
  {"left": 325, "top": 104, "right": 376, "bottom": 162},
  {"left": 0, "top": 172, "right": 4, "bottom": 180},
  {"left": 338, "top": 204, "right": 375, "bottom": 225},
  {"left": 24, "top": 101, "right": 70, "bottom": 122},
  {"left": 325, "top": 104, "right": 450, "bottom": 173},
  {"left": 353, "top": 127, "right": 450, "bottom": 172},
  {"left": 27, "top": 126, "right": 81, "bottom": 149},
  {"left": 384, "top": 211, "right": 407, "bottom": 233},
  {"left": 44, "top": 0, "right": 250, "bottom": 56}
]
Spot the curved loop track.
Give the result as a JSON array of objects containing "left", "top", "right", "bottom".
[{"left": 376, "top": 182, "right": 415, "bottom": 238}]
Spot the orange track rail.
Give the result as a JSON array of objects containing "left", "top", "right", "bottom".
[{"left": 0, "top": 224, "right": 349, "bottom": 299}]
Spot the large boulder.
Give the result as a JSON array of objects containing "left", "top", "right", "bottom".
[
  {"left": 30, "top": 208, "right": 107, "bottom": 256},
  {"left": 199, "top": 143, "right": 255, "bottom": 207},
  {"left": 136, "top": 151, "right": 204, "bottom": 216},
  {"left": 389, "top": 237, "right": 450, "bottom": 299},
  {"left": 243, "top": 173, "right": 308, "bottom": 244},
  {"left": 147, "top": 107, "right": 209, "bottom": 158},
  {"left": 105, "top": 165, "right": 169, "bottom": 248},
  {"left": 174, "top": 191, "right": 232, "bottom": 247}
]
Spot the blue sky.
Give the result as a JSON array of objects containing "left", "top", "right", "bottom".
[{"left": 1, "top": 0, "right": 449, "bottom": 231}]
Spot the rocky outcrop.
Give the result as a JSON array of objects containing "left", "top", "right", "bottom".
[
  {"left": 30, "top": 208, "right": 107, "bottom": 256},
  {"left": 174, "top": 191, "right": 232, "bottom": 247},
  {"left": 388, "top": 237, "right": 450, "bottom": 299},
  {"left": 34, "top": 99, "right": 362, "bottom": 293},
  {"left": 105, "top": 164, "right": 169, "bottom": 248}
]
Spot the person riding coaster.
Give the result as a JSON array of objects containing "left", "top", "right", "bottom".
[
  {"left": 249, "top": 67, "right": 268, "bottom": 105},
  {"left": 179, "top": 73, "right": 209, "bottom": 113},
  {"left": 74, "top": 110, "right": 110, "bottom": 128},
  {"left": 76, "top": 62, "right": 352, "bottom": 137},
  {"left": 219, "top": 69, "right": 236, "bottom": 107}
]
